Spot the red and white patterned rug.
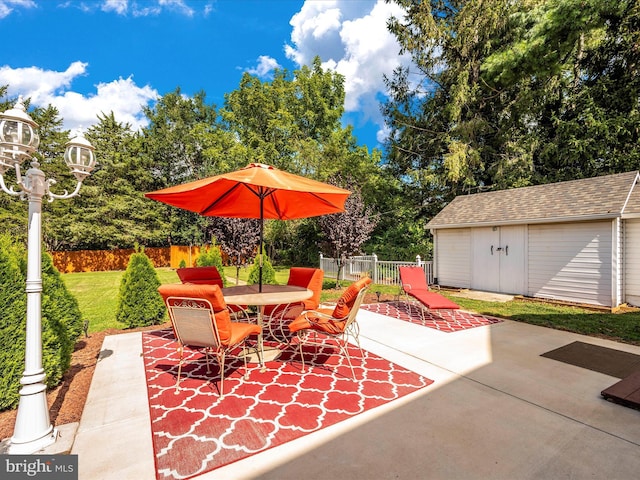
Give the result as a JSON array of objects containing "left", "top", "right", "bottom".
[
  {"left": 361, "top": 301, "right": 503, "bottom": 332},
  {"left": 142, "top": 329, "right": 433, "bottom": 480}
]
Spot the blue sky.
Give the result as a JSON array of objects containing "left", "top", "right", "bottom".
[{"left": 0, "top": 0, "right": 412, "bottom": 151}]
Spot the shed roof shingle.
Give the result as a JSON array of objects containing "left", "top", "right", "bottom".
[{"left": 426, "top": 171, "right": 640, "bottom": 229}]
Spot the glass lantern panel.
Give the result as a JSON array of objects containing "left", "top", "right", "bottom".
[
  {"left": 80, "top": 148, "right": 94, "bottom": 167},
  {"left": 20, "top": 124, "right": 33, "bottom": 145},
  {"left": 1, "top": 120, "right": 19, "bottom": 144}
]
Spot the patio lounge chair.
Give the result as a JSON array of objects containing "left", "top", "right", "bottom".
[
  {"left": 398, "top": 266, "right": 460, "bottom": 320},
  {"left": 263, "top": 267, "right": 324, "bottom": 340},
  {"left": 288, "top": 276, "right": 372, "bottom": 379},
  {"left": 158, "top": 283, "right": 262, "bottom": 397}
]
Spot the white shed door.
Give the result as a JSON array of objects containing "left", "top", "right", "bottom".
[
  {"left": 471, "top": 226, "right": 526, "bottom": 294},
  {"left": 528, "top": 222, "right": 612, "bottom": 306},
  {"left": 624, "top": 219, "right": 640, "bottom": 307},
  {"left": 436, "top": 228, "right": 471, "bottom": 288}
]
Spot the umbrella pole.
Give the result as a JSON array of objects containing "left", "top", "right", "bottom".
[{"left": 259, "top": 196, "right": 263, "bottom": 292}]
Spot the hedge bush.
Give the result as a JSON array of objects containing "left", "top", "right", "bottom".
[
  {"left": 196, "top": 241, "right": 226, "bottom": 286},
  {"left": 247, "top": 247, "right": 276, "bottom": 286},
  {"left": 0, "top": 234, "right": 82, "bottom": 411},
  {"left": 116, "top": 245, "right": 166, "bottom": 328}
]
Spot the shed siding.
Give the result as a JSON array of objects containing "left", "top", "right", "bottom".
[
  {"left": 624, "top": 219, "right": 640, "bottom": 307},
  {"left": 528, "top": 222, "right": 612, "bottom": 306},
  {"left": 435, "top": 228, "right": 471, "bottom": 288}
]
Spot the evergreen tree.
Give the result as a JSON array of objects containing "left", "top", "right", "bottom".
[
  {"left": 247, "top": 247, "right": 276, "bottom": 286},
  {"left": 0, "top": 234, "right": 82, "bottom": 410},
  {"left": 116, "top": 245, "right": 166, "bottom": 328},
  {"left": 0, "top": 235, "right": 28, "bottom": 410},
  {"left": 41, "top": 252, "right": 83, "bottom": 387},
  {"left": 195, "top": 241, "right": 227, "bottom": 286},
  {"left": 384, "top": 0, "right": 640, "bottom": 202}
]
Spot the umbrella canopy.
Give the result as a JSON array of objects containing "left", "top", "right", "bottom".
[{"left": 145, "top": 163, "right": 351, "bottom": 289}]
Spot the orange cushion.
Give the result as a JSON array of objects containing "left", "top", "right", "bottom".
[
  {"left": 407, "top": 289, "right": 460, "bottom": 310},
  {"left": 289, "top": 307, "right": 344, "bottom": 334},
  {"left": 287, "top": 267, "right": 324, "bottom": 309},
  {"left": 158, "top": 283, "right": 234, "bottom": 345},
  {"left": 332, "top": 277, "right": 372, "bottom": 319},
  {"left": 264, "top": 267, "right": 324, "bottom": 317},
  {"left": 228, "top": 321, "right": 261, "bottom": 345},
  {"left": 176, "top": 266, "right": 223, "bottom": 287}
]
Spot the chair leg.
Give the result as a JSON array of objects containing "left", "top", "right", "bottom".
[
  {"left": 347, "top": 322, "right": 364, "bottom": 357},
  {"left": 242, "top": 344, "right": 250, "bottom": 380},
  {"left": 296, "top": 332, "right": 307, "bottom": 373},
  {"left": 204, "top": 349, "right": 211, "bottom": 373},
  {"left": 218, "top": 351, "right": 226, "bottom": 397},
  {"left": 175, "top": 346, "right": 184, "bottom": 394},
  {"left": 338, "top": 340, "right": 356, "bottom": 380}
]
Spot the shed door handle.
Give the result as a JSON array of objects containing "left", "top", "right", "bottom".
[
  {"left": 491, "top": 245, "right": 494, "bottom": 255},
  {"left": 505, "top": 245, "right": 509, "bottom": 256}
]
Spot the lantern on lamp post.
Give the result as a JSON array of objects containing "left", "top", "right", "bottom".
[{"left": 0, "top": 96, "right": 96, "bottom": 454}]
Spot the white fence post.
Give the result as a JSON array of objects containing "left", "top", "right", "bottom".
[{"left": 372, "top": 253, "right": 378, "bottom": 283}]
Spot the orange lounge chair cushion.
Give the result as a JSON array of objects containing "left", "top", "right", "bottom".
[{"left": 407, "top": 289, "right": 460, "bottom": 310}]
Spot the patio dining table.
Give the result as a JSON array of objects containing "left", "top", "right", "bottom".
[{"left": 222, "top": 284, "right": 312, "bottom": 367}]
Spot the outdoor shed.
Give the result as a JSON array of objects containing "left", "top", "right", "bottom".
[{"left": 426, "top": 171, "right": 640, "bottom": 308}]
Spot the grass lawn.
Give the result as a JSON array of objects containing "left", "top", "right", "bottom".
[
  {"left": 62, "top": 268, "right": 179, "bottom": 333},
  {"left": 449, "top": 295, "right": 640, "bottom": 345},
  {"left": 62, "top": 267, "right": 640, "bottom": 345}
]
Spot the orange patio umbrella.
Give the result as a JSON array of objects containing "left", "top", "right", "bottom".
[{"left": 145, "top": 163, "right": 351, "bottom": 290}]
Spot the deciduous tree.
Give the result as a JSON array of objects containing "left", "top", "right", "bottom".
[
  {"left": 319, "top": 179, "right": 378, "bottom": 287},
  {"left": 208, "top": 217, "right": 260, "bottom": 284}
]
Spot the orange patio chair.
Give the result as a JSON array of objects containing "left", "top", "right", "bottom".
[
  {"left": 158, "top": 283, "right": 262, "bottom": 397},
  {"left": 398, "top": 266, "right": 460, "bottom": 320},
  {"left": 177, "top": 265, "right": 248, "bottom": 319},
  {"left": 263, "top": 267, "right": 324, "bottom": 339},
  {"left": 176, "top": 266, "right": 224, "bottom": 286},
  {"left": 288, "top": 276, "right": 371, "bottom": 379}
]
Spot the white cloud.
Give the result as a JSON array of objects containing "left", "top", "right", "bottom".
[
  {"left": 99, "top": 0, "right": 194, "bottom": 17},
  {"left": 285, "top": 0, "right": 411, "bottom": 143},
  {"left": 56, "top": 76, "right": 159, "bottom": 131},
  {"left": 0, "top": 0, "right": 36, "bottom": 19},
  {"left": 247, "top": 56, "right": 281, "bottom": 78},
  {"left": 0, "top": 62, "right": 89, "bottom": 105},
  {"left": 0, "top": 63, "right": 158, "bottom": 131},
  {"left": 158, "top": 0, "right": 193, "bottom": 16},
  {"left": 101, "top": 0, "right": 127, "bottom": 15}
]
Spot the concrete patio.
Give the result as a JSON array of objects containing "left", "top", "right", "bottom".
[{"left": 71, "top": 307, "right": 640, "bottom": 479}]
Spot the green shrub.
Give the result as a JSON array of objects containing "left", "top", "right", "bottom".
[
  {"left": 247, "top": 247, "right": 276, "bottom": 286},
  {"left": 196, "top": 241, "right": 226, "bottom": 286},
  {"left": 41, "top": 252, "right": 83, "bottom": 387},
  {"left": 0, "top": 235, "right": 82, "bottom": 411},
  {"left": 178, "top": 259, "right": 187, "bottom": 268},
  {"left": 0, "top": 235, "right": 28, "bottom": 410},
  {"left": 116, "top": 245, "right": 166, "bottom": 328}
]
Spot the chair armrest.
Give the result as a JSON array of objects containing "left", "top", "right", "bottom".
[{"left": 304, "top": 309, "right": 342, "bottom": 324}]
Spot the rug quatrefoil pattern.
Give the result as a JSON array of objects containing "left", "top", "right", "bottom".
[
  {"left": 143, "top": 329, "right": 433, "bottom": 480},
  {"left": 360, "top": 301, "right": 503, "bottom": 332}
]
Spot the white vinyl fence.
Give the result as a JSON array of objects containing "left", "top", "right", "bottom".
[{"left": 319, "top": 253, "right": 433, "bottom": 286}]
